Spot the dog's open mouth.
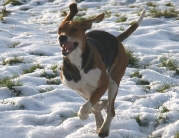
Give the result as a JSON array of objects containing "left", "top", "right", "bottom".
[{"left": 61, "top": 42, "right": 78, "bottom": 56}]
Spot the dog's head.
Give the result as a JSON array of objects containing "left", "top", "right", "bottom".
[{"left": 58, "top": 3, "right": 104, "bottom": 56}]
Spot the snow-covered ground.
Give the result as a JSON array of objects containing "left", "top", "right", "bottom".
[{"left": 0, "top": 0, "right": 179, "bottom": 137}]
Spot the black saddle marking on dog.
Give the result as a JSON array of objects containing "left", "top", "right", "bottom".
[
  {"left": 81, "top": 41, "right": 94, "bottom": 73},
  {"left": 63, "top": 57, "right": 81, "bottom": 82},
  {"left": 86, "top": 30, "right": 118, "bottom": 72}
]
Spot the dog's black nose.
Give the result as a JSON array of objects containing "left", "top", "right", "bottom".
[{"left": 59, "top": 35, "right": 67, "bottom": 43}]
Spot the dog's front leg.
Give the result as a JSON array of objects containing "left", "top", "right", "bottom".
[
  {"left": 78, "top": 73, "right": 109, "bottom": 120},
  {"left": 77, "top": 100, "right": 92, "bottom": 120},
  {"left": 77, "top": 86, "right": 107, "bottom": 120}
]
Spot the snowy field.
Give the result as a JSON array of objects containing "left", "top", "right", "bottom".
[{"left": 0, "top": 0, "right": 179, "bottom": 138}]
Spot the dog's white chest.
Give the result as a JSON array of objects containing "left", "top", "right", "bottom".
[{"left": 61, "top": 68, "right": 101, "bottom": 98}]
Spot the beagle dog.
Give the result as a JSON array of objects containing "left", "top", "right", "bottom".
[{"left": 58, "top": 3, "right": 145, "bottom": 137}]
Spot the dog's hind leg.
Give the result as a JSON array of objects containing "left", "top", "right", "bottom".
[
  {"left": 92, "top": 99, "right": 108, "bottom": 131},
  {"left": 98, "top": 78, "right": 118, "bottom": 137},
  {"left": 93, "top": 110, "right": 104, "bottom": 130},
  {"left": 98, "top": 44, "right": 128, "bottom": 137}
]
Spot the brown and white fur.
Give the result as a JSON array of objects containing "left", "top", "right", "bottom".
[{"left": 58, "top": 3, "right": 145, "bottom": 137}]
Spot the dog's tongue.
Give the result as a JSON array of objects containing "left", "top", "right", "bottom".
[{"left": 62, "top": 42, "right": 74, "bottom": 53}]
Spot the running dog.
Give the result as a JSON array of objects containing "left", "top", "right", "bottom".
[{"left": 58, "top": 3, "right": 145, "bottom": 137}]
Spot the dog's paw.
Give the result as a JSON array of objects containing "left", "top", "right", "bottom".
[
  {"left": 98, "top": 128, "right": 109, "bottom": 138},
  {"left": 77, "top": 109, "right": 89, "bottom": 120},
  {"left": 77, "top": 102, "right": 92, "bottom": 120}
]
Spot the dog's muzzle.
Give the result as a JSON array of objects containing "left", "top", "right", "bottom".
[
  {"left": 59, "top": 35, "right": 68, "bottom": 44},
  {"left": 59, "top": 35, "right": 78, "bottom": 56}
]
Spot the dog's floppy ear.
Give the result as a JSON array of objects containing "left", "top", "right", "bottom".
[
  {"left": 63, "top": 3, "right": 78, "bottom": 21},
  {"left": 81, "top": 13, "right": 104, "bottom": 31}
]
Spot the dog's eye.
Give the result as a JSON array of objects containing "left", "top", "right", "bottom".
[{"left": 70, "top": 28, "right": 77, "bottom": 32}]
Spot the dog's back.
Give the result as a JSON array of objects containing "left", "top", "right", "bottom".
[{"left": 86, "top": 30, "right": 118, "bottom": 72}]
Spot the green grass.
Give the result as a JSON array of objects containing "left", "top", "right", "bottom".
[
  {"left": 40, "top": 71, "right": 61, "bottom": 84},
  {"left": 115, "top": 15, "right": 127, "bottom": 23},
  {"left": 174, "top": 131, "right": 179, "bottom": 138},
  {"left": 20, "top": 7, "right": 30, "bottom": 11},
  {"left": 149, "top": 8, "right": 163, "bottom": 18},
  {"left": 130, "top": 21, "right": 136, "bottom": 25},
  {"left": 22, "top": 64, "right": 43, "bottom": 74},
  {"left": 161, "top": 59, "right": 178, "bottom": 70},
  {"left": 1, "top": 100, "right": 15, "bottom": 105},
  {"left": 75, "top": 0, "right": 85, "bottom": 2},
  {"left": 19, "top": 105, "right": 25, "bottom": 109},
  {"left": 130, "top": 70, "right": 142, "bottom": 78},
  {"left": 0, "top": 76, "right": 22, "bottom": 96},
  {"left": 48, "top": 0, "right": 55, "bottom": 2},
  {"left": 70, "top": 111, "right": 78, "bottom": 118},
  {"left": 163, "top": 8, "right": 178, "bottom": 18},
  {"left": 143, "top": 85, "right": 151, "bottom": 92},
  {"left": 165, "top": 2, "right": 174, "bottom": 7},
  {"left": 50, "top": 64, "right": 58, "bottom": 75},
  {"left": 129, "top": 5, "right": 137, "bottom": 8},
  {"left": 132, "top": 11, "right": 141, "bottom": 16},
  {"left": 125, "top": 48, "right": 139, "bottom": 67},
  {"left": 29, "top": 52, "right": 46, "bottom": 56},
  {"left": 74, "top": 17, "right": 87, "bottom": 22},
  {"left": 9, "top": 41, "right": 20, "bottom": 48},
  {"left": 159, "top": 56, "right": 179, "bottom": 75},
  {"left": 60, "top": 10, "right": 68, "bottom": 17},
  {"left": 156, "top": 114, "right": 166, "bottom": 126},
  {"left": 158, "top": 115, "right": 164, "bottom": 120},
  {"left": 4, "top": 0, "right": 23, "bottom": 6},
  {"left": 2, "top": 56, "right": 24, "bottom": 65},
  {"left": 156, "top": 114, "right": 168, "bottom": 125},
  {"left": 74, "top": 16, "right": 96, "bottom": 22},
  {"left": 104, "top": 11, "right": 111, "bottom": 18},
  {"left": 136, "top": 80, "right": 150, "bottom": 85},
  {"left": 1, "top": 100, "right": 25, "bottom": 109},
  {"left": 39, "top": 87, "right": 54, "bottom": 93},
  {"left": 135, "top": 115, "right": 142, "bottom": 126},
  {"left": 36, "top": 1, "right": 41, "bottom": 5},
  {"left": 130, "top": 70, "right": 150, "bottom": 88},
  {"left": 40, "top": 65, "right": 60, "bottom": 85},
  {"left": 0, "top": 7, "right": 11, "bottom": 21},
  {"left": 160, "top": 106, "right": 170, "bottom": 113},
  {"left": 47, "top": 78, "right": 61, "bottom": 85},
  {"left": 114, "top": 13, "right": 120, "bottom": 17},
  {"left": 119, "top": 26, "right": 125, "bottom": 31},
  {"left": 78, "top": 8, "right": 88, "bottom": 11},
  {"left": 146, "top": 2, "right": 157, "bottom": 7},
  {"left": 0, "top": 76, "right": 20, "bottom": 89},
  {"left": 40, "top": 71, "right": 57, "bottom": 79},
  {"left": 149, "top": 8, "right": 178, "bottom": 18},
  {"left": 156, "top": 83, "right": 173, "bottom": 93}
]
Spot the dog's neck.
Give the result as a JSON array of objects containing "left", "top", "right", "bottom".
[
  {"left": 63, "top": 39, "right": 86, "bottom": 70},
  {"left": 63, "top": 40, "right": 94, "bottom": 73},
  {"left": 81, "top": 39, "right": 94, "bottom": 73},
  {"left": 66, "top": 46, "right": 82, "bottom": 69}
]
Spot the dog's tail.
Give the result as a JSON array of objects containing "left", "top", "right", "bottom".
[{"left": 117, "top": 10, "right": 145, "bottom": 42}]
